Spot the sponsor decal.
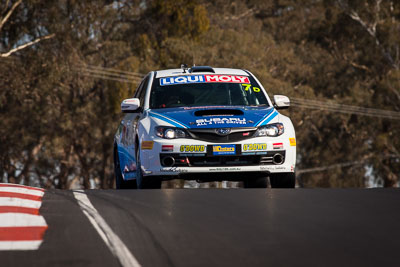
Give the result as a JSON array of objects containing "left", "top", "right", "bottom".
[
  {"left": 241, "top": 83, "right": 261, "bottom": 93},
  {"left": 289, "top": 138, "right": 296, "bottom": 146},
  {"left": 242, "top": 143, "right": 267, "bottom": 152},
  {"left": 196, "top": 117, "right": 246, "bottom": 126},
  {"left": 242, "top": 151, "right": 268, "bottom": 155},
  {"left": 275, "top": 166, "right": 286, "bottom": 170},
  {"left": 213, "top": 144, "right": 236, "bottom": 155},
  {"left": 204, "top": 75, "right": 249, "bottom": 83},
  {"left": 160, "top": 75, "right": 205, "bottom": 86},
  {"left": 180, "top": 145, "right": 206, "bottom": 153},
  {"left": 260, "top": 166, "right": 289, "bottom": 171},
  {"left": 160, "top": 167, "right": 188, "bottom": 173},
  {"left": 141, "top": 141, "right": 154, "bottom": 150},
  {"left": 162, "top": 145, "right": 174, "bottom": 152},
  {"left": 209, "top": 167, "right": 241, "bottom": 172},
  {"left": 260, "top": 166, "right": 273, "bottom": 171},
  {"left": 179, "top": 153, "right": 206, "bottom": 157},
  {"left": 273, "top": 143, "right": 283, "bottom": 149},
  {"left": 160, "top": 75, "right": 250, "bottom": 86}
]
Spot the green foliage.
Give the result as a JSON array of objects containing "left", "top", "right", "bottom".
[{"left": 148, "top": 0, "right": 209, "bottom": 39}]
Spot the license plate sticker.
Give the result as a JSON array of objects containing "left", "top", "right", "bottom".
[{"left": 212, "top": 144, "right": 236, "bottom": 155}]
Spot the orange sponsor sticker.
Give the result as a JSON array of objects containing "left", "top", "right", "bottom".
[
  {"left": 141, "top": 141, "right": 154, "bottom": 150},
  {"left": 289, "top": 138, "right": 296, "bottom": 146}
]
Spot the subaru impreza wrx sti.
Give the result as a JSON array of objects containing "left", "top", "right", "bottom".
[{"left": 114, "top": 66, "right": 296, "bottom": 189}]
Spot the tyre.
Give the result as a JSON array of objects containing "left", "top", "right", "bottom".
[
  {"left": 114, "top": 146, "right": 137, "bottom": 189},
  {"left": 243, "top": 176, "right": 268, "bottom": 188},
  {"left": 269, "top": 172, "right": 296, "bottom": 188},
  {"left": 141, "top": 176, "right": 162, "bottom": 189},
  {"left": 135, "top": 146, "right": 161, "bottom": 189}
]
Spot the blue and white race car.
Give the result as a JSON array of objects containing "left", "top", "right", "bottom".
[{"left": 114, "top": 66, "right": 296, "bottom": 189}]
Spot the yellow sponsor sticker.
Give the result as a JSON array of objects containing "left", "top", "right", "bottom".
[
  {"left": 242, "top": 84, "right": 261, "bottom": 93},
  {"left": 289, "top": 138, "right": 296, "bottom": 146},
  {"left": 180, "top": 145, "right": 206, "bottom": 153},
  {"left": 213, "top": 146, "right": 235, "bottom": 152},
  {"left": 212, "top": 145, "right": 236, "bottom": 155},
  {"left": 242, "top": 143, "right": 267, "bottom": 151},
  {"left": 141, "top": 141, "right": 154, "bottom": 150}
]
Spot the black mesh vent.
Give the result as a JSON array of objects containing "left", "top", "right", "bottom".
[
  {"left": 188, "top": 128, "right": 256, "bottom": 143},
  {"left": 188, "top": 66, "right": 215, "bottom": 73}
]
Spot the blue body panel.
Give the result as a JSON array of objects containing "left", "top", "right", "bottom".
[{"left": 117, "top": 144, "right": 137, "bottom": 180}]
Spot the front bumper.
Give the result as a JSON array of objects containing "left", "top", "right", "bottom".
[{"left": 140, "top": 137, "right": 296, "bottom": 177}]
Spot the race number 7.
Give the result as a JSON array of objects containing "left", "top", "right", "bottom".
[{"left": 242, "top": 84, "right": 260, "bottom": 93}]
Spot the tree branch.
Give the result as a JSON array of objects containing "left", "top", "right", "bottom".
[
  {"left": 337, "top": 0, "right": 398, "bottom": 69},
  {"left": 224, "top": 8, "right": 255, "bottom": 21},
  {"left": 0, "top": 33, "right": 55, "bottom": 57},
  {"left": 0, "top": 0, "right": 22, "bottom": 32}
]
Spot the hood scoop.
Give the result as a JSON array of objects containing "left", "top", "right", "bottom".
[{"left": 194, "top": 109, "right": 244, "bottom": 117}]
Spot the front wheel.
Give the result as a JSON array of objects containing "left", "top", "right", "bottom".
[
  {"left": 141, "top": 176, "right": 162, "bottom": 189},
  {"left": 269, "top": 172, "right": 296, "bottom": 188}
]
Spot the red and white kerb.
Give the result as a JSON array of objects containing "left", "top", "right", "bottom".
[{"left": 0, "top": 183, "right": 48, "bottom": 250}]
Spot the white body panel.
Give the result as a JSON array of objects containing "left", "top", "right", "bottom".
[{"left": 138, "top": 113, "right": 296, "bottom": 177}]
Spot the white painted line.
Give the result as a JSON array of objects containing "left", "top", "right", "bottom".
[
  {"left": 0, "top": 241, "right": 42, "bottom": 251},
  {"left": 0, "top": 187, "right": 44, "bottom": 197},
  {"left": 73, "top": 190, "right": 141, "bottom": 267},
  {"left": 0, "top": 213, "right": 47, "bottom": 227},
  {"left": 0, "top": 198, "right": 42, "bottom": 209}
]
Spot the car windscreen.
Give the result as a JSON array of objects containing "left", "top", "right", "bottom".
[{"left": 150, "top": 74, "right": 269, "bottom": 109}]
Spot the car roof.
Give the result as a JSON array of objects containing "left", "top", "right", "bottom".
[{"left": 155, "top": 67, "right": 249, "bottom": 78}]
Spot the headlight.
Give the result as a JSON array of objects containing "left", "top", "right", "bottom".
[
  {"left": 255, "top": 123, "right": 284, "bottom": 137},
  {"left": 155, "top": 126, "right": 189, "bottom": 139}
]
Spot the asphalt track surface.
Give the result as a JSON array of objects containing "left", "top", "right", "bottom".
[{"left": 2, "top": 188, "right": 400, "bottom": 267}]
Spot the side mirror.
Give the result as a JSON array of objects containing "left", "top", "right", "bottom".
[
  {"left": 121, "top": 98, "right": 140, "bottom": 113},
  {"left": 273, "top": 95, "right": 290, "bottom": 109}
]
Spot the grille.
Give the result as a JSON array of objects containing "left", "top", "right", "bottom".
[
  {"left": 187, "top": 127, "right": 257, "bottom": 143},
  {"left": 260, "top": 155, "right": 274, "bottom": 164},
  {"left": 160, "top": 151, "right": 285, "bottom": 167}
]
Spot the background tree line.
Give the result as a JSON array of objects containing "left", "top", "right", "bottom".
[{"left": 0, "top": 0, "right": 399, "bottom": 189}]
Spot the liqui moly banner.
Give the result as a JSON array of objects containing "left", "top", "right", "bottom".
[{"left": 160, "top": 75, "right": 250, "bottom": 86}]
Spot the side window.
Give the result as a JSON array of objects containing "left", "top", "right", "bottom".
[
  {"left": 133, "top": 75, "right": 149, "bottom": 111},
  {"left": 134, "top": 79, "right": 145, "bottom": 98},
  {"left": 138, "top": 77, "right": 149, "bottom": 108}
]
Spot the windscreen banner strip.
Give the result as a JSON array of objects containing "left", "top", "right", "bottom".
[{"left": 160, "top": 75, "right": 250, "bottom": 86}]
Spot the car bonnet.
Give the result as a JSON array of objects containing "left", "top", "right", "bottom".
[{"left": 148, "top": 106, "right": 278, "bottom": 129}]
